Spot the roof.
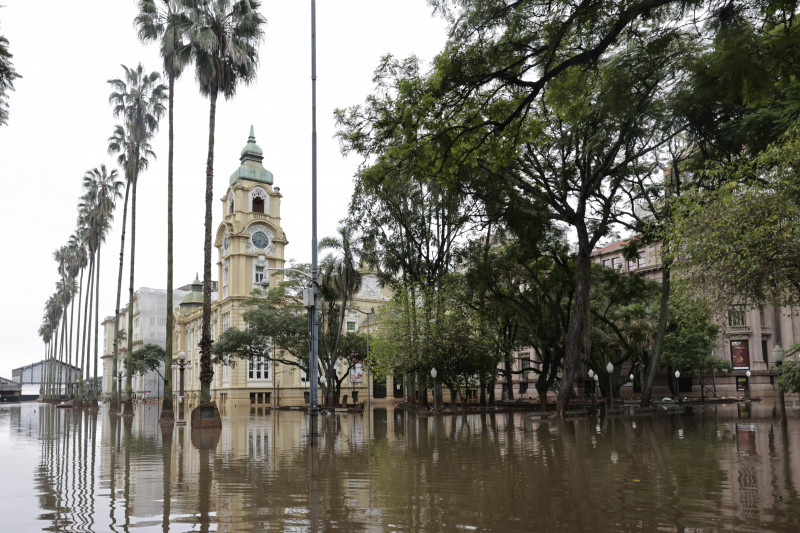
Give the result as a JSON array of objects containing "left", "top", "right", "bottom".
[{"left": 592, "top": 237, "right": 637, "bottom": 256}]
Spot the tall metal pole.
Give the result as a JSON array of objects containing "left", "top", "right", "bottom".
[{"left": 309, "top": 0, "right": 320, "bottom": 416}]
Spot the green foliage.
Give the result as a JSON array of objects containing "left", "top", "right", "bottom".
[
  {"left": 669, "top": 119, "right": 800, "bottom": 311},
  {"left": 777, "top": 360, "right": 800, "bottom": 394},
  {"left": 0, "top": 29, "right": 21, "bottom": 126},
  {"left": 131, "top": 344, "right": 166, "bottom": 376},
  {"left": 661, "top": 293, "right": 729, "bottom": 376}
]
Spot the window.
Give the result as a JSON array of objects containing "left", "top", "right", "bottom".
[
  {"left": 222, "top": 259, "right": 229, "bottom": 299},
  {"left": 603, "top": 259, "right": 611, "bottom": 268},
  {"left": 611, "top": 257, "right": 621, "bottom": 270},
  {"left": 628, "top": 259, "right": 637, "bottom": 270},
  {"left": 254, "top": 265, "right": 266, "bottom": 288},
  {"left": 301, "top": 369, "right": 309, "bottom": 382},
  {"left": 248, "top": 356, "right": 268, "bottom": 380},
  {"left": 521, "top": 355, "right": 531, "bottom": 380},
  {"left": 728, "top": 305, "right": 746, "bottom": 327},
  {"left": 222, "top": 312, "right": 231, "bottom": 332},
  {"left": 252, "top": 196, "right": 265, "bottom": 213},
  {"left": 346, "top": 321, "right": 356, "bottom": 333},
  {"left": 638, "top": 256, "right": 646, "bottom": 268},
  {"left": 227, "top": 192, "right": 235, "bottom": 215}
]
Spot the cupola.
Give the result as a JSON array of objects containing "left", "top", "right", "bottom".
[{"left": 229, "top": 125, "right": 273, "bottom": 186}]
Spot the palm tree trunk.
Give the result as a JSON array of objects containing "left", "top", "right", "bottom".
[
  {"left": 112, "top": 178, "right": 132, "bottom": 414},
  {"left": 81, "top": 257, "right": 95, "bottom": 404},
  {"left": 199, "top": 90, "right": 218, "bottom": 404},
  {"left": 91, "top": 246, "right": 102, "bottom": 408},
  {"left": 67, "top": 279, "right": 77, "bottom": 400},
  {"left": 73, "top": 268, "right": 84, "bottom": 401},
  {"left": 125, "top": 176, "right": 139, "bottom": 416},
  {"left": 162, "top": 70, "right": 176, "bottom": 421}
]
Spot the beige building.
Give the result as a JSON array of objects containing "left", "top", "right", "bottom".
[
  {"left": 592, "top": 237, "right": 800, "bottom": 398},
  {"left": 171, "top": 127, "right": 395, "bottom": 410}
]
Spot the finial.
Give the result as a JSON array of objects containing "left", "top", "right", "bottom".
[{"left": 248, "top": 124, "right": 255, "bottom": 142}]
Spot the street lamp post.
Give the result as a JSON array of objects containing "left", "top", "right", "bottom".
[
  {"left": 347, "top": 306, "right": 375, "bottom": 414},
  {"left": 431, "top": 367, "right": 438, "bottom": 412},
  {"left": 745, "top": 370, "right": 752, "bottom": 400},
  {"left": 172, "top": 351, "right": 192, "bottom": 424},
  {"left": 117, "top": 370, "right": 123, "bottom": 412},
  {"left": 674, "top": 370, "right": 681, "bottom": 402},
  {"left": 606, "top": 362, "right": 614, "bottom": 411},
  {"left": 588, "top": 369, "right": 596, "bottom": 414},
  {"left": 773, "top": 344, "right": 787, "bottom": 425}
]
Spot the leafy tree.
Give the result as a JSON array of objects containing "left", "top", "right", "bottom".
[
  {"left": 131, "top": 343, "right": 167, "bottom": 377},
  {"left": 213, "top": 259, "right": 371, "bottom": 408},
  {"left": 0, "top": 23, "right": 20, "bottom": 126},
  {"left": 669, "top": 121, "right": 800, "bottom": 312},
  {"left": 660, "top": 293, "right": 729, "bottom": 397},
  {"left": 177, "top": 0, "right": 266, "bottom": 404},
  {"left": 136, "top": 0, "right": 192, "bottom": 421}
]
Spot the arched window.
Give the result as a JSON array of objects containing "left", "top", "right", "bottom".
[
  {"left": 252, "top": 196, "right": 265, "bottom": 213},
  {"left": 249, "top": 187, "right": 269, "bottom": 214}
]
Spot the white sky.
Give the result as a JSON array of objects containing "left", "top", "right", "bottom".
[{"left": 0, "top": 1, "right": 448, "bottom": 380}]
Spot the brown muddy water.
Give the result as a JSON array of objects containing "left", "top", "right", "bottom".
[{"left": 1, "top": 401, "right": 799, "bottom": 532}]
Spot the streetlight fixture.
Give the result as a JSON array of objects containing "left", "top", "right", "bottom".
[
  {"left": 172, "top": 351, "right": 192, "bottom": 424},
  {"left": 674, "top": 370, "right": 681, "bottom": 402},
  {"left": 430, "top": 367, "right": 438, "bottom": 412},
  {"left": 745, "top": 369, "right": 752, "bottom": 400},
  {"left": 773, "top": 344, "right": 787, "bottom": 424},
  {"left": 606, "top": 362, "right": 614, "bottom": 410},
  {"left": 588, "top": 369, "right": 596, "bottom": 413}
]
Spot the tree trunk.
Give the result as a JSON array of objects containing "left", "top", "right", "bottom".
[
  {"left": 556, "top": 235, "right": 592, "bottom": 418},
  {"left": 81, "top": 257, "right": 95, "bottom": 404},
  {"left": 199, "top": 90, "right": 218, "bottom": 405},
  {"left": 162, "top": 70, "right": 176, "bottom": 422},
  {"left": 111, "top": 178, "right": 131, "bottom": 414},
  {"left": 640, "top": 261, "right": 671, "bottom": 407},
  {"left": 91, "top": 245, "right": 101, "bottom": 408},
  {"left": 125, "top": 175, "right": 139, "bottom": 417}
]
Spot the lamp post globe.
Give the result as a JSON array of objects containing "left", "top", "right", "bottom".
[
  {"left": 605, "top": 362, "right": 614, "bottom": 410},
  {"left": 629, "top": 373, "right": 634, "bottom": 381},
  {"left": 430, "top": 367, "right": 438, "bottom": 412},
  {"left": 588, "top": 369, "right": 594, "bottom": 379},
  {"left": 674, "top": 370, "right": 680, "bottom": 379}
]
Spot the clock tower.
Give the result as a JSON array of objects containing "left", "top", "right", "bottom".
[{"left": 215, "top": 125, "right": 287, "bottom": 304}]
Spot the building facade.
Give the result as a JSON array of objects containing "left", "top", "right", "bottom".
[
  {"left": 171, "top": 127, "right": 393, "bottom": 410},
  {"left": 591, "top": 237, "right": 800, "bottom": 397}
]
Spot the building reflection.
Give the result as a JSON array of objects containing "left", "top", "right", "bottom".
[{"left": 3, "top": 402, "right": 798, "bottom": 531}]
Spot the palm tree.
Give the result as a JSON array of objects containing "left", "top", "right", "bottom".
[
  {"left": 108, "top": 64, "right": 166, "bottom": 415},
  {"left": 43, "top": 294, "right": 63, "bottom": 401},
  {"left": 53, "top": 246, "right": 74, "bottom": 400},
  {"left": 318, "top": 226, "right": 366, "bottom": 406},
  {"left": 136, "top": 0, "right": 191, "bottom": 421},
  {"left": 80, "top": 165, "right": 124, "bottom": 407},
  {"left": 0, "top": 24, "right": 21, "bottom": 126},
  {"left": 178, "top": 0, "right": 265, "bottom": 403},
  {"left": 66, "top": 233, "right": 88, "bottom": 400}
]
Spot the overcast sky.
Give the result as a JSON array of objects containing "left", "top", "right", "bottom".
[{"left": 0, "top": 1, "right": 448, "bottom": 380}]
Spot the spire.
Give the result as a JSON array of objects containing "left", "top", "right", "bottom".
[{"left": 229, "top": 125, "right": 273, "bottom": 185}]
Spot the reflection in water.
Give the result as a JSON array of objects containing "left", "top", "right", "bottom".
[{"left": 0, "top": 402, "right": 799, "bottom": 531}]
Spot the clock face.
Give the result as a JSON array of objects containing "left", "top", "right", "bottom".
[{"left": 252, "top": 231, "right": 269, "bottom": 249}]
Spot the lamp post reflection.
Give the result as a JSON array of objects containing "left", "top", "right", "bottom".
[{"left": 773, "top": 345, "right": 787, "bottom": 424}]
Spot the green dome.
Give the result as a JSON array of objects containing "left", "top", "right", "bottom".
[
  {"left": 229, "top": 125, "right": 273, "bottom": 186},
  {"left": 180, "top": 274, "right": 204, "bottom": 309}
]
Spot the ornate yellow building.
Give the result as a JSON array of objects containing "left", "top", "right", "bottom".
[{"left": 172, "top": 127, "right": 392, "bottom": 410}]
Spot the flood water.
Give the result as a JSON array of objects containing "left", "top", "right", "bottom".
[{"left": 1, "top": 401, "right": 799, "bottom": 532}]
